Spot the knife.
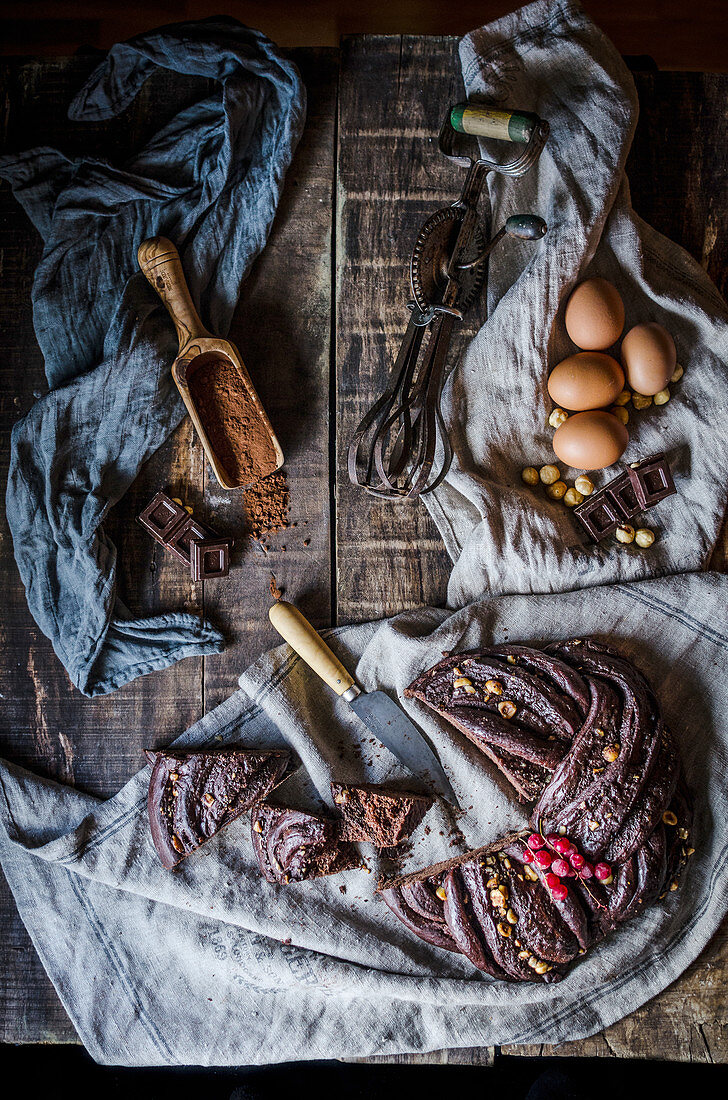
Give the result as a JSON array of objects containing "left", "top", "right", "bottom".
[{"left": 269, "top": 600, "right": 459, "bottom": 807}]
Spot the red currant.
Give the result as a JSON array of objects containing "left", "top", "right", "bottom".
[
  {"left": 569, "top": 852, "right": 585, "bottom": 870},
  {"left": 594, "top": 862, "right": 612, "bottom": 881},
  {"left": 578, "top": 861, "right": 594, "bottom": 879},
  {"left": 545, "top": 833, "right": 560, "bottom": 846},
  {"left": 545, "top": 872, "right": 560, "bottom": 888},
  {"left": 551, "top": 883, "right": 568, "bottom": 901},
  {"left": 527, "top": 833, "right": 545, "bottom": 850},
  {"left": 535, "top": 849, "right": 553, "bottom": 868},
  {"left": 553, "top": 837, "right": 572, "bottom": 854},
  {"left": 551, "top": 858, "right": 572, "bottom": 877},
  {"left": 521, "top": 849, "right": 534, "bottom": 863}
]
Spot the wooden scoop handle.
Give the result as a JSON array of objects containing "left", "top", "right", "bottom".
[
  {"left": 269, "top": 601, "right": 357, "bottom": 697},
  {"left": 137, "top": 236, "right": 209, "bottom": 352}
]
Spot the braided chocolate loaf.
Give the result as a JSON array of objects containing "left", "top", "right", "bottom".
[{"left": 380, "top": 639, "right": 692, "bottom": 982}]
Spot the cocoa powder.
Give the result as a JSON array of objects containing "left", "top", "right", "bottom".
[
  {"left": 244, "top": 471, "right": 290, "bottom": 541},
  {"left": 188, "top": 354, "right": 278, "bottom": 486}
]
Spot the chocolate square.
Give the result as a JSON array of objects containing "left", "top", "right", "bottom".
[
  {"left": 628, "top": 454, "right": 676, "bottom": 509},
  {"left": 190, "top": 539, "right": 231, "bottom": 581},
  {"left": 604, "top": 471, "right": 641, "bottom": 521},
  {"left": 573, "top": 492, "right": 621, "bottom": 542},
  {"left": 137, "top": 492, "right": 188, "bottom": 546},
  {"left": 166, "top": 516, "right": 215, "bottom": 565}
]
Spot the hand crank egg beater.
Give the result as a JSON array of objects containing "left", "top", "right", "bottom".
[{"left": 347, "top": 104, "right": 549, "bottom": 501}]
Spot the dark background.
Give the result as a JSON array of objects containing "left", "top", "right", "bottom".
[
  {"left": 0, "top": 1, "right": 726, "bottom": 71},
  {"left": 1, "top": 0, "right": 726, "bottom": 1092}
]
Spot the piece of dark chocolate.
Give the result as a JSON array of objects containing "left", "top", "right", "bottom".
[
  {"left": 604, "top": 471, "right": 641, "bottom": 521},
  {"left": 573, "top": 493, "right": 621, "bottom": 542},
  {"left": 628, "top": 454, "right": 676, "bottom": 508},
  {"left": 137, "top": 492, "right": 188, "bottom": 546},
  {"left": 191, "top": 538, "right": 231, "bottom": 581},
  {"left": 165, "top": 515, "right": 216, "bottom": 566}
]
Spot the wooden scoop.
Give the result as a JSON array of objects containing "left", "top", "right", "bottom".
[{"left": 138, "top": 236, "right": 283, "bottom": 490}]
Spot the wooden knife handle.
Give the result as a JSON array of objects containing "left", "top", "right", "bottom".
[
  {"left": 137, "top": 236, "right": 209, "bottom": 352},
  {"left": 269, "top": 601, "right": 356, "bottom": 696}
]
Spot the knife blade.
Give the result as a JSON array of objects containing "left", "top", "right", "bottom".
[{"left": 269, "top": 600, "right": 459, "bottom": 807}]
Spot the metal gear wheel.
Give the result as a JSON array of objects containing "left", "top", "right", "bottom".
[{"left": 409, "top": 206, "right": 486, "bottom": 315}]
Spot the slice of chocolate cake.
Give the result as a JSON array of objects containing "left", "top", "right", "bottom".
[
  {"left": 251, "top": 802, "right": 359, "bottom": 885},
  {"left": 331, "top": 782, "right": 433, "bottom": 846},
  {"left": 146, "top": 747, "right": 292, "bottom": 869}
]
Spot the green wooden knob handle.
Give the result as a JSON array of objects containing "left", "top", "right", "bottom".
[{"left": 449, "top": 104, "right": 538, "bottom": 144}]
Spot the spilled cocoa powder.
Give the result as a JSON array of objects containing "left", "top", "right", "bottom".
[
  {"left": 244, "top": 471, "right": 290, "bottom": 542},
  {"left": 188, "top": 354, "right": 278, "bottom": 486}
]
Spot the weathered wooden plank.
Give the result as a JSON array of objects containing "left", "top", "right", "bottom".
[
  {"left": 335, "top": 35, "right": 472, "bottom": 625},
  {"left": 202, "top": 47, "right": 337, "bottom": 713},
  {"left": 0, "top": 45, "right": 338, "bottom": 1047},
  {"left": 337, "top": 43, "right": 728, "bottom": 1066}
]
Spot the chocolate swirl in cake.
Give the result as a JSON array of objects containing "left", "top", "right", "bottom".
[
  {"left": 252, "top": 803, "right": 358, "bottom": 884},
  {"left": 380, "top": 639, "right": 692, "bottom": 982}
]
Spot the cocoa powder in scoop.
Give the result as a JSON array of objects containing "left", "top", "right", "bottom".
[{"left": 188, "top": 354, "right": 278, "bottom": 486}]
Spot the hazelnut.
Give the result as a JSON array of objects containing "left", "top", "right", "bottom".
[
  {"left": 635, "top": 528, "right": 655, "bottom": 548},
  {"left": 486, "top": 876, "right": 500, "bottom": 889},
  {"left": 602, "top": 743, "right": 620, "bottom": 763},
  {"left": 632, "top": 392, "right": 652, "bottom": 410},
  {"left": 253, "top": 820, "right": 264, "bottom": 833},
  {"left": 653, "top": 388, "right": 671, "bottom": 405},
  {"left": 169, "top": 772, "right": 179, "bottom": 782},
  {"left": 595, "top": 728, "right": 605, "bottom": 737},
  {"left": 671, "top": 364, "right": 684, "bottom": 383},
  {"left": 670, "top": 880, "right": 679, "bottom": 892},
  {"left": 485, "top": 679, "right": 503, "bottom": 695},
  {"left": 453, "top": 676, "right": 473, "bottom": 689},
  {"left": 498, "top": 700, "right": 517, "bottom": 719},
  {"left": 506, "top": 908, "right": 519, "bottom": 924},
  {"left": 610, "top": 405, "right": 629, "bottom": 425},
  {"left": 563, "top": 487, "right": 584, "bottom": 508},
  {"left": 615, "top": 524, "right": 635, "bottom": 544},
  {"left": 533, "top": 960, "right": 552, "bottom": 974},
  {"left": 574, "top": 475, "right": 594, "bottom": 496},
  {"left": 523, "top": 865, "right": 538, "bottom": 882},
  {"left": 171, "top": 834, "right": 184, "bottom": 853},
  {"left": 549, "top": 408, "right": 569, "bottom": 429},
  {"left": 521, "top": 466, "right": 540, "bottom": 486},
  {"left": 588, "top": 820, "right": 601, "bottom": 831},
  {"left": 613, "top": 390, "right": 632, "bottom": 406},
  {"left": 518, "top": 950, "right": 531, "bottom": 960},
  {"left": 435, "top": 886, "right": 447, "bottom": 901},
  {"left": 506, "top": 655, "right": 517, "bottom": 664},
  {"left": 546, "top": 480, "right": 567, "bottom": 500},
  {"left": 497, "top": 921, "right": 512, "bottom": 938},
  {"left": 203, "top": 792, "right": 215, "bottom": 806},
  {"left": 662, "top": 810, "right": 678, "bottom": 826},
  {"left": 539, "top": 464, "right": 561, "bottom": 486}
]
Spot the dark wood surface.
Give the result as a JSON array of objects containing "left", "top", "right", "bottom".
[{"left": 0, "top": 37, "right": 726, "bottom": 1062}]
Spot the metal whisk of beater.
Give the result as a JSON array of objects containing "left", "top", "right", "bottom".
[{"left": 347, "top": 104, "right": 550, "bottom": 500}]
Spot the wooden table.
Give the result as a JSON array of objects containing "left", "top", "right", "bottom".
[{"left": 1, "top": 36, "right": 726, "bottom": 1064}]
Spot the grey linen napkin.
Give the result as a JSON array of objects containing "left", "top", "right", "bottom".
[
  {"left": 0, "top": 18, "right": 305, "bottom": 695},
  {"left": 1, "top": 571, "right": 727, "bottom": 1065},
  {"left": 426, "top": 0, "right": 728, "bottom": 607}
]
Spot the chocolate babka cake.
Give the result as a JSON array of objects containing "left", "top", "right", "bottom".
[
  {"left": 331, "top": 782, "right": 434, "bottom": 846},
  {"left": 382, "top": 638, "right": 693, "bottom": 981},
  {"left": 146, "top": 747, "right": 292, "bottom": 869},
  {"left": 252, "top": 802, "right": 359, "bottom": 884}
]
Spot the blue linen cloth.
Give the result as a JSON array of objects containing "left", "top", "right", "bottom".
[{"left": 0, "top": 17, "right": 305, "bottom": 695}]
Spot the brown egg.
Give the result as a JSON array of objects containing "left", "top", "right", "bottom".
[
  {"left": 564, "top": 278, "right": 625, "bottom": 350},
  {"left": 547, "top": 352, "right": 625, "bottom": 411},
  {"left": 621, "top": 323, "right": 676, "bottom": 395},
  {"left": 552, "top": 411, "right": 629, "bottom": 471}
]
